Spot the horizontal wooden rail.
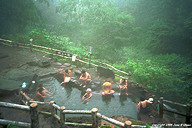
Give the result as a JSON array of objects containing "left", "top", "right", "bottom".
[
  {"left": 32, "top": 44, "right": 51, "bottom": 50},
  {"left": 114, "top": 74, "right": 127, "bottom": 79},
  {"left": 17, "top": 42, "right": 30, "bottom": 46},
  {"left": 158, "top": 97, "right": 191, "bottom": 124},
  {"left": 131, "top": 125, "right": 146, "bottom": 128},
  {"left": 163, "top": 108, "right": 186, "bottom": 117},
  {"left": 29, "top": 101, "right": 50, "bottom": 105},
  {"left": 52, "top": 103, "right": 61, "bottom": 110},
  {"left": 63, "top": 110, "right": 92, "bottom": 114},
  {"left": 97, "top": 113, "right": 124, "bottom": 127},
  {"left": 54, "top": 114, "right": 60, "bottom": 121},
  {"left": 0, "top": 41, "right": 12, "bottom": 46},
  {"left": 0, "top": 102, "right": 30, "bottom": 111},
  {"left": 163, "top": 99, "right": 187, "bottom": 107},
  {"left": 0, "top": 102, "right": 39, "bottom": 128},
  {"left": 38, "top": 111, "right": 52, "bottom": 116},
  {"left": 0, "top": 38, "right": 132, "bottom": 79},
  {"left": 65, "top": 122, "right": 92, "bottom": 127},
  {"left": 0, "top": 38, "right": 12, "bottom": 43},
  {"left": 0, "top": 119, "right": 31, "bottom": 128}
]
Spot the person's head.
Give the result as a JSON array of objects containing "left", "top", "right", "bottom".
[
  {"left": 38, "top": 88, "right": 44, "bottom": 93},
  {"left": 140, "top": 97, "right": 145, "bottom": 101},
  {"left": 65, "top": 69, "right": 68, "bottom": 73},
  {"left": 81, "top": 70, "right": 86, "bottom": 74},
  {"left": 104, "top": 82, "right": 110, "bottom": 86},
  {"left": 86, "top": 88, "right": 92, "bottom": 93},
  {"left": 122, "top": 79, "right": 126, "bottom": 82},
  {"left": 39, "top": 84, "right": 44, "bottom": 88}
]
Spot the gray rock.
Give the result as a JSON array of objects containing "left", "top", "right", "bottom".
[
  {"left": 27, "top": 59, "right": 51, "bottom": 68},
  {"left": 71, "top": 65, "right": 77, "bottom": 68},
  {"left": 75, "top": 70, "right": 81, "bottom": 76},
  {"left": 70, "top": 77, "right": 79, "bottom": 86},
  {"left": 54, "top": 62, "right": 63, "bottom": 66},
  {"left": 38, "top": 61, "right": 51, "bottom": 67},
  {"left": 60, "top": 65, "right": 66, "bottom": 68},
  {"left": 90, "top": 84, "right": 100, "bottom": 91},
  {"left": 0, "top": 53, "right": 9, "bottom": 59},
  {"left": 93, "top": 81, "right": 102, "bottom": 86},
  {"left": 111, "top": 83, "right": 119, "bottom": 91},
  {"left": 36, "top": 67, "right": 58, "bottom": 79},
  {"left": 0, "top": 78, "right": 22, "bottom": 94},
  {"left": 4, "top": 69, "right": 37, "bottom": 84},
  {"left": 64, "top": 63, "right": 71, "bottom": 67},
  {"left": 97, "top": 66, "right": 115, "bottom": 79},
  {"left": 27, "top": 61, "right": 37, "bottom": 66},
  {"left": 53, "top": 72, "right": 64, "bottom": 83}
]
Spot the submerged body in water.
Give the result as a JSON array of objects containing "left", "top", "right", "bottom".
[{"left": 39, "top": 77, "right": 138, "bottom": 119}]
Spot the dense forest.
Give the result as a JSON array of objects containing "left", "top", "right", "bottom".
[{"left": 0, "top": 0, "right": 192, "bottom": 102}]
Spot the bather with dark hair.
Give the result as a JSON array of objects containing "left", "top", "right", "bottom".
[
  {"left": 79, "top": 70, "right": 91, "bottom": 88},
  {"left": 137, "top": 97, "right": 153, "bottom": 120}
]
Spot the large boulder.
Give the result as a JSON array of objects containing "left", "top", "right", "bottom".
[
  {"left": 27, "top": 58, "right": 51, "bottom": 68},
  {"left": 0, "top": 69, "right": 37, "bottom": 95},
  {"left": 64, "top": 63, "right": 71, "bottom": 67},
  {"left": 0, "top": 78, "right": 22, "bottom": 95},
  {"left": 35, "top": 67, "right": 58, "bottom": 79},
  {"left": 4, "top": 69, "right": 37, "bottom": 83},
  {"left": 74, "top": 70, "right": 81, "bottom": 77},
  {"left": 90, "top": 81, "right": 102, "bottom": 91},
  {"left": 97, "top": 66, "right": 115, "bottom": 79},
  {"left": 0, "top": 53, "right": 8, "bottom": 59}
]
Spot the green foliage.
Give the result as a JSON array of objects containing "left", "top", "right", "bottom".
[
  {"left": 112, "top": 53, "right": 192, "bottom": 100},
  {"left": 2, "top": 0, "right": 192, "bottom": 102}
]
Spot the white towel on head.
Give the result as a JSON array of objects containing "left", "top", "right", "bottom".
[
  {"left": 86, "top": 88, "right": 92, "bottom": 92},
  {"left": 148, "top": 98, "right": 153, "bottom": 102}
]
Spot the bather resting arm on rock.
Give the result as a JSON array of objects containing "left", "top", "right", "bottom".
[
  {"left": 138, "top": 98, "right": 153, "bottom": 113},
  {"left": 39, "top": 84, "right": 52, "bottom": 95},
  {"left": 60, "top": 69, "right": 71, "bottom": 85},
  {"left": 36, "top": 88, "right": 53, "bottom": 100}
]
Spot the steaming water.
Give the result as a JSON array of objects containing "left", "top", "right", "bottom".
[{"left": 39, "top": 77, "right": 138, "bottom": 119}]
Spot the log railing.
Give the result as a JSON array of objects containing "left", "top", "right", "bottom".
[
  {"left": 0, "top": 102, "right": 35, "bottom": 128},
  {"left": 15, "top": 90, "right": 147, "bottom": 128},
  {"left": 0, "top": 38, "right": 131, "bottom": 80},
  {"left": 158, "top": 97, "right": 192, "bottom": 124}
]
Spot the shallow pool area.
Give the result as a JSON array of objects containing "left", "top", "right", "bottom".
[{"left": 38, "top": 77, "right": 138, "bottom": 119}]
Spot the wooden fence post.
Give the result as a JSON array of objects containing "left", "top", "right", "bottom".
[
  {"left": 91, "top": 108, "right": 98, "bottom": 128},
  {"left": 19, "top": 89, "right": 25, "bottom": 105},
  {"left": 30, "top": 103, "right": 39, "bottom": 128},
  {"left": 50, "top": 101, "right": 57, "bottom": 117},
  {"left": 77, "top": 54, "right": 80, "bottom": 67},
  {"left": 159, "top": 97, "right": 164, "bottom": 118},
  {"left": 124, "top": 121, "right": 132, "bottom": 128},
  {"left": 186, "top": 104, "right": 191, "bottom": 124},
  {"left": 12, "top": 41, "right": 15, "bottom": 47},
  {"left": 60, "top": 106, "right": 66, "bottom": 127},
  {"left": 30, "top": 42, "right": 33, "bottom": 52},
  {"left": 128, "top": 71, "right": 132, "bottom": 80},
  {"left": 89, "top": 54, "right": 91, "bottom": 68},
  {"left": 51, "top": 48, "right": 53, "bottom": 58}
]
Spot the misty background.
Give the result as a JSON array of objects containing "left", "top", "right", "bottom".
[{"left": 0, "top": 0, "right": 192, "bottom": 102}]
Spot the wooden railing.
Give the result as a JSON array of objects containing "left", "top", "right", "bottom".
[
  {"left": 16, "top": 90, "right": 147, "bottom": 128},
  {"left": 158, "top": 97, "right": 192, "bottom": 124},
  {"left": 0, "top": 102, "right": 33, "bottom": 128},
  {"left": 0, "top": 38, "right": 131, "bottom": 80}
]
